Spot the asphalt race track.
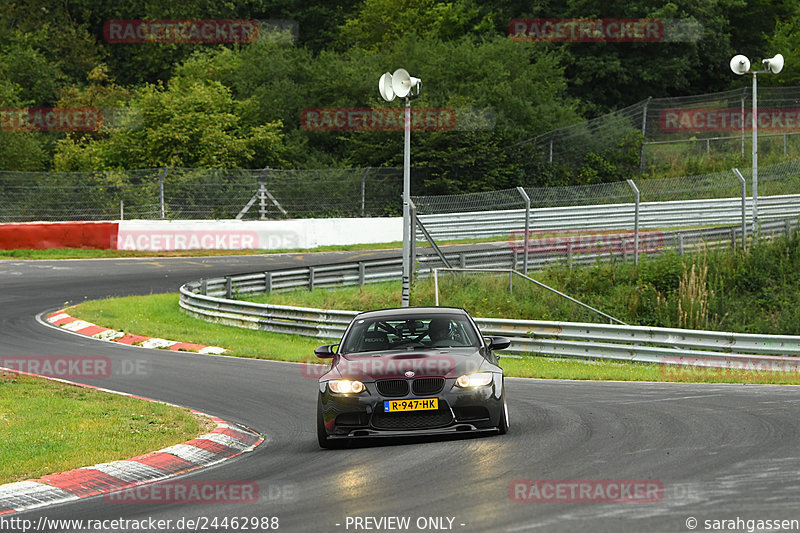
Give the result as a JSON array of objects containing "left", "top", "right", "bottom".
[{"left": 3, "top": 251, "right": 800, "bottom": 533}]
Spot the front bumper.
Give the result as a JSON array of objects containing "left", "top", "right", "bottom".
[{"left": 318, "top": 374, "right": 504, "bottom": 439}]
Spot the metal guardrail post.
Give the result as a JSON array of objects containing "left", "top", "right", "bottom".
[
  {"left": 265, "top": 272, "right": 272, "bottom": 294},
  {"left": 309, "top": 266, "right": 315, "bottom": 291},
  {"left": 733, "top": 168, "right": 747, "bottom": 249},
  {"left": 516, "top": 186, "right": 531, "bottom": 274},
  {"left": 201, "top": 279, "right": 207, "bottom": 296},
  {"left": 358, "top": 262, "right": 366, "bottom": 286},
  {"left": 225, "top": 276, "right": 232, "bottom": 299},
  {"left": 627, "top": 179, "right": 640, "bottom": 265}
]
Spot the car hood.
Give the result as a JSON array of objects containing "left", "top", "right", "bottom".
[{"left": 330, "top": 348, "right": 488, "bottom": 381}]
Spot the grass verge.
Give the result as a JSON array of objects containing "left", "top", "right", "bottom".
[
  {"left": 0, "top": 370, "right": 212, "bottom": 484},
  {"left": 67, "top": 292, "right": 800, "bottom": 385}
]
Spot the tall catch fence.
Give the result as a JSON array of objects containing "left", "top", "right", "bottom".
[
  {"left": 522, "top": 86, "right": 800, "bottom": 173},
  {"left": 411, "top": 159, "right": 800, "bottom": 244},
  {"left": 0, "top": 167, "right": 402, "bottom": 222}
]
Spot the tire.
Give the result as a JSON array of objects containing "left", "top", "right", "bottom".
[{"left": 496, "top": 388, "right": 509, "bottom": 435}]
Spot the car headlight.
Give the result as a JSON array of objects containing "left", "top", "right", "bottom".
[
  {"left": 328, "top": 379, "right": 366, "bottom": 394},
  {"left": 455, "top": 372, "right": 494, "bottom": 388}
]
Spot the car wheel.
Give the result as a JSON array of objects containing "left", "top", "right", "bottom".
[
  {"left": 497, "top": 388, "right": 509, "bottom": 435},
  {"left": 317, "top": 398, "right": 342, "bottom": 449}
]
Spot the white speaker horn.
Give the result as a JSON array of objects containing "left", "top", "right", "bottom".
[
  {"left": 764, "top": 53, "right": 784, "bottom": 74},
  {"left": 379, "top": 72, "right": 395, "bottom": 102},
  {"left": 730, "top": 54, "right": 750, "bottom": 75},
  {"left": 391, "top": 68, "right": 421, "bottom": 98}
]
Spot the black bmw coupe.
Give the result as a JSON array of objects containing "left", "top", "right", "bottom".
[{"left": 315, "top": 307, "right": 511, "bottom": 448}]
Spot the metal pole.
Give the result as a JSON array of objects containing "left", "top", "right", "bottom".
[
  {"left": 360, "top": 167, "right": 370, "bottom": 217},
  {"left": 401, "top": 98, "right": 411, "bottom": 307},
  {"left": 733, "top": 168, "right": 747, "bottom": 249},
  {"left": 752, "top": 72, "right": 759, "bottom": 235},
  {"left": 516, "top": 186, "right": 531, "bottom": 274},
  {"left": 741, "top": 92, "right": 745, "bottom": 158},
  {"left": 159, "top": 167, "right": 168, "bottom": 219},
  {"left": 409, "top": 198, "right": 416, "bottom": 285},
  {"left": 639, "top": 97, "right": 651, "bottom": 174},
  {"left": 627, "top": 179, "right": 640, "bottom": 265},
  {"left": 433, "top": 269, "right": 439, "bottom": 306}
]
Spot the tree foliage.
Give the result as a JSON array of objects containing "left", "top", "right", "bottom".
[{"left": 0, "top": 0, "right": 798, "bottom": 189}]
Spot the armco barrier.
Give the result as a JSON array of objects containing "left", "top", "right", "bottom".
[
  {"left": 179, "top": 220, "right": 800, "bottom": 369},
  {"left": 179, "top": 285, "right": 800, "bottom": 369},
  {"left": 416, "top": 194, "right": 800, "bottom": 240},
  {"left": 180, "top": 218, "right": 798, "bottom": 300}
]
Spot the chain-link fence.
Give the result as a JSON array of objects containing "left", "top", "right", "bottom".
[
  {"left": 0, "top": 167, "right": 402, "bottom": 222},
  {"left": 412, "top": 159, "right": 800, "bottom": 244},
  {"left": 522, "top": 86, "right": 800, "bottom": 174},
  {"left": 413, "top": 158, "right": 800, "bottom": 217}
]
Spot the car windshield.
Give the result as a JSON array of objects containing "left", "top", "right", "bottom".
[{"left": 340, "top": 315, "right": 480, "bottom": 354}]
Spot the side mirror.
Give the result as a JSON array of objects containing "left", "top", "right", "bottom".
[
  {"left": 314, "top": 344, "right": 337, "bottom": 358},
  {"left": 488, "top": 336, "right": 511, "bottom": 351}
]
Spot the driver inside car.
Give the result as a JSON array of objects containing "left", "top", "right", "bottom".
[{"left": 427, "top": 318, "right": 453, "bottom": 346}]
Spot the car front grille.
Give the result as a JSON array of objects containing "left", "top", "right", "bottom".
[
  {"left": 371, "top": 407, "right": 454, "bottom": 430},
  {"left": 376, "top": 379, "right": 409, "bottom": 397},
  {"left": 412, "top": 377, "right": 444, "bottom": 395}
]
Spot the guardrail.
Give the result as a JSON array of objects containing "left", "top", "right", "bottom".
[
  {"left": 186, "top": 217, "right": 798, "bottom": 299},
  {"left": 416, "top": 193, "right": 800, "bottom": 241},
  {"left": 179, "top": 219, "right": 800, "bottom": 369},
  {"left": 179, "top": 284, "right": 800, "bottom": 369}
]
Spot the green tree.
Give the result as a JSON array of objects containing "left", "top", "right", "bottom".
[{"left": 54, "top": 78, "right": 284, "bottom": 170}]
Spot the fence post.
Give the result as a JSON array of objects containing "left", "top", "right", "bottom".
[
  {"left": 639, "top": 96, "right": 651, "bottom": 174},
  {"left": 733, "top": 168, "right": 747, "bottom": 249},
  {"left": 626, "top": 179, "right": 640, "bottom": 265},
  {"left": 516, "top": 186, "right": 531, "bottom": 274},
  {"left": 120, "top": 199, "right": 124, "bottom": 221},
  {"left": 409, "top": 199, "right": 417, "bottom": 284},
  {"left": 159, "top": 167, "right": 169, "bottom": 219},
  {"left": 360, "top": 167, "right": 370, "bottom": 217},
  {"left": 741, "top": 91, "right": 746, "bottom": 158},
  {"left": 358, "top": 262, "right": 365, "bottom": 286},
  {"left": 259, "top": 181, "right": 266, "bottom": 220}
]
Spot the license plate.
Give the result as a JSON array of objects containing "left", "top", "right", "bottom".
[{"left": 383, "top": 398, "right": 438, "bottom": 412}]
